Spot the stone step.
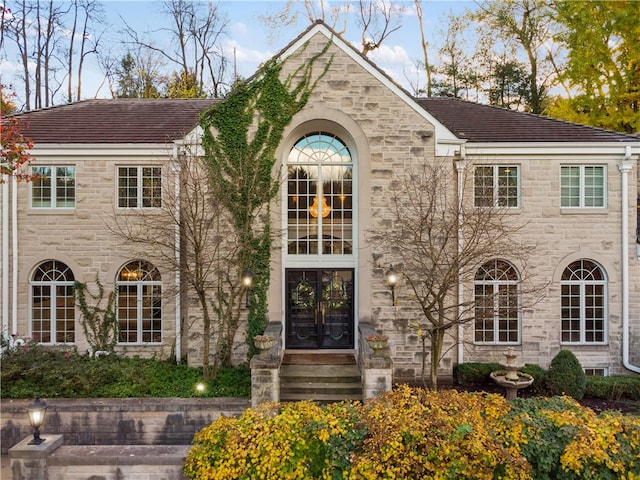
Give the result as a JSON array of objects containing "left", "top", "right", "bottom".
[{"left": 280, "top": 362, "right": 363, "bottom": 404}]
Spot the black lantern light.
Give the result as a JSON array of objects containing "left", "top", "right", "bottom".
[
  {"left": 386, "top": 266, "right": 398, "bottom": 306},
  {"left": 27, "top": 395, "right": 48, "bottom": 445},
  {"left": 241, "top": 268, "right": 254, "bottom": 307}
]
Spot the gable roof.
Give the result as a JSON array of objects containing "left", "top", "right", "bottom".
[
  {"left": 14, "top": 98, "right": 216, "bottom": 144},
  {"left": 418, "top": 97, "right": 639, "bottom": 143},
  {"left": 12, "top": 22, "right": 639, "bottom": 147}
]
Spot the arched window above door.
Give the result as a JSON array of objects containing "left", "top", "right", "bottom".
[{"left": 286, "top": 132, "right": 353, "bottom": 256}]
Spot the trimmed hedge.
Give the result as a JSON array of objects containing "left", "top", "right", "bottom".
[
  {"left": 457, "top": 361, "right": 640, "bottom": 402},
  {"left": 546, "top": 350, "right": 587, "bottom": 400},
  {"left": 184, "top": 386, "right": 640, "bottom": 480}
]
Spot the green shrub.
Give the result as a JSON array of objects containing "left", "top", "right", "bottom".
[
  {"left": 455, "top": 362, "right": 502, "bottom": 387},
  {"left": 546, "top": 350, "right": 586, "bottom": 400},
  {"left": 586, "top": 375, "right": 640, "bottom": 401},
  {"left": 0, "top": 347, "right": 250, "bottom": 398},
  {"left": 522, "top": 363, "right": 549, "bottom": 396}
]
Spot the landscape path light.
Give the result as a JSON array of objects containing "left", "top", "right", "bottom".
[{"left": 27, "top": 395, "right": 48, "bottom": 445}]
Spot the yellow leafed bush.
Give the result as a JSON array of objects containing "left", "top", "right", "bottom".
[{"left": 183, "top": 386, "right": 640, "bottom": 480}]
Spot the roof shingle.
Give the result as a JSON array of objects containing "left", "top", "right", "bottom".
[
  {"left": 417, "top": 97, "right": 639, "bottom": 143},
  {"left": 15, "top": 98, "right": 216, "bottom": 144}
]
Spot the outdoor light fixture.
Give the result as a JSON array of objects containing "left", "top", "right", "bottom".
[
  {"left": 386, "top": 266, "right": 398, "bottom": 306},
  {"left": 27, "top": 395, "right": 48, "bottom": 445},
  {"left": 241, "top": 268, "right": 253, "bottom": 307}
]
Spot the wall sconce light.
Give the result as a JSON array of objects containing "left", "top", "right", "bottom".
[
  {"left": 241, "top": 268, "right": 253, "bottom": 307},
  {"left": 386, "top": 266, "right": 398, "bottom": 306},
  {"left": 27, "top": 395, "right": 48, "bottom": 445}
]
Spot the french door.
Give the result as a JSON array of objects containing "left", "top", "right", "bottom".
[{"left": 285, "top": 269, "right": 354, "bottom": 349}]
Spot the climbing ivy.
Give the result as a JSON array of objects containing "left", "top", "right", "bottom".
[{"left": 200, "top": 41, "right": 332, "bottom": 358}]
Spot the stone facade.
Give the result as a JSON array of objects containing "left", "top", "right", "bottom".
[{"left": 2, "top": 22, "right": 639, "bottom": 390}]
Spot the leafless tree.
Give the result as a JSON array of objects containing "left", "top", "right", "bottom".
[
  {"left": 371, "top": 158, "right": 541, "bottom": 389},
  {"left": 260, "top": 0, "right": 403, "bottom": 56},
  {"left": 110, "top": 145, "right": 246, "bottom": 380},
  {"left": 121, "top": 0, "right": 230, "bottom": 97},
  {"left": 2, "top": 0, "right": 103, "bottom": 110}
]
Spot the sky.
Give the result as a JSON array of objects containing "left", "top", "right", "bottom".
[{"left": 1, "top": 0, "right": 476, "bottom": 104}]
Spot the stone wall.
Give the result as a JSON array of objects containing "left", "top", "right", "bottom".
[{"left": 0, "top": 397, "right": 249, "bottom": 455}]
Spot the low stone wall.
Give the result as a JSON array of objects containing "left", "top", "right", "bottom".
[{"left": 0, "top": 397, "right": 250, "bottom": 454}]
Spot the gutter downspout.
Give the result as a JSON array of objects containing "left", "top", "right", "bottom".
[
  {"left": 1, "top": 177, "right": 8, "bottom": 335},
  {"left": 455, "top": 145, "right": 467, "bottom": 366},
  {"left": 618, "top": 146, "right": 640, "bottom": 374},
  {"left": 173, "top": 145, "right": 182, "bottom": 364},
  {"left": 12, "top": 174, "right": 18, "bottom": 334}
]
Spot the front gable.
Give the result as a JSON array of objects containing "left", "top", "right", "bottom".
[{"left": 277, "top": 22, "right": 461, "bottom": 156}]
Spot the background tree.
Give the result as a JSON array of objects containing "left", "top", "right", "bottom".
[
  {"left": 472, "top": 0, "right": 553, "bottom": 113},
  {"left": 487, "top": 58, "right": 531, "bottom": 110},
  {"left": 547, "top": 0, "right": 640, "bottom": 133},
  {"left": 260, "top": 0, "right": 403, "bottom": 56},
  {"left": 1, "top": 85, "right": 35, "bottom": 182},
  {"left": 431, "top": 12, "right": 479, "bottom": 100},
  {"left": 372, "top": 160, "right": 536, "bottom": 389},
  {"left": 113, "top": 50, "right": 165, "bottom": 99},
  {"left": 122, "top": 0, "right": 230, "bottom": 98},
  {"left": 1, "top": 0, "right": 103, "bottom": 110}
]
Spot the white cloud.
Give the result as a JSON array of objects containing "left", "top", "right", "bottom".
[
  {"left": 369, "top": 43, "right": 412, "bottom": 66},
  {"left": 231, "top": 21, "right": 249, "bottom": 37}
]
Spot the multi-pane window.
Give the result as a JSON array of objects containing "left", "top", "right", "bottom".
[
  {"left": 561, "top": 165, "right": 606, "bottom": 208},
  {"left": 118, "top": 166, "right": 162, "bottom": 208},
  {"left": 474, "top": 259, "right": 520, "bottom": 343},
  {"left": 116, "top": 260, "right": 162, "bottom": 343},
  {"left": 474, "top": 165, "right": 519, "bottom": 207},
  {"left": 287, "top": 133, "right": 353, "bottom": 255},
  {"left": 31, "top": 260, "right": 75, "bottom": 343},
  {"left": 31, "top": 166, "right": 76, "bottom": 208},
  {"left": 561, "top": 260, "right": 606, "bottom": 343}
]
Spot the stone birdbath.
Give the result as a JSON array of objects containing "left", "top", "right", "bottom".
[{"left": 490, "top": 347, "right": 534, "bottom": 400}]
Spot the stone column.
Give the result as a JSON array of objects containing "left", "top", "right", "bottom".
[{"left": 9, "top": 434, "right": 63, "bottom": 480}]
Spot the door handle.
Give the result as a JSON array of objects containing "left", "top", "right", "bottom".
[{"left": 321, "top": 304, "right": 326, "bottom": 326}]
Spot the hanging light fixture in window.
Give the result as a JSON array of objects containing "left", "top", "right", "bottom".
[{"left": 308, "top": 185, "right": 331, "bottom": 218}]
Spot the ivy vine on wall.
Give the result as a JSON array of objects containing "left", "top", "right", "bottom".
[{"left": 200, "top": 40, "right": 333, "bottom": 356}]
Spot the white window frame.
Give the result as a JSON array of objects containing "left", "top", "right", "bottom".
[
  {"left": 116, "top": 261, "right": 163, "bottom": 344},
  {"left": 30, "top": 165, "right": 76, "bottom": 209},
  {"left": 560, "top": 260, "right": 607, "bottom": 345},
  {"left": 473, "top": 259, "right": 521, "bottom": 344},
  {"left": 30, "top": 260, "right": 75, "bottom": 344},
  {"left": 117, "top": 166, "right": 162, "bottom": 209},
  {"left": 473, "top": 165, "right": 520, "bottom": 208},
  {"left": 560, "top": 165, "right": 607, "bottom": 208}
]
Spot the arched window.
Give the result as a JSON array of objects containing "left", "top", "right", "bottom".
[
  {"left": 287, "top": 132, "right": 353, "bottom": 255},
  {"left": 116, "top": 260, "right": 162, "bottom": 343},
  {"left": 31, "top": 260, "right": 75, "bottom": 343},
  {"left": 561, "top": 260, "right": 606, "bottom": 343},
  {"left": 474, "top": 259, "right": 520, "bottom": 344}
]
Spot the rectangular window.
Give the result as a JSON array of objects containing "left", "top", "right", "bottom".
[
  {"left": 474, "top": 283, "right": 519, "bottom": 343},
  {"left": 31, "top": 166, "right": 76, "bottom": 208},
  {"left": 561, "top": 165, "right": 605, "bottom": 208},
  {"left": 474, "top": 165, "right": 519, "bottom": 208},
  {"left": 118, "top": 166, "right": 162, "bottom": 208}
]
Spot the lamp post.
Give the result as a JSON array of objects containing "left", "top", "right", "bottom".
[
  {"left": 241, "top": 268, "right": 253, "bottom": 307},
  {"left": 27, "top": 395, "right": 48, "bottom": 445},
  {"left": 386, "top": 266, "right": 398, "bottom": 306}
]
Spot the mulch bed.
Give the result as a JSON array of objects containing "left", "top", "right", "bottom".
[{"left": 451, "top": 383, "right": 640, "bottom": 415}]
